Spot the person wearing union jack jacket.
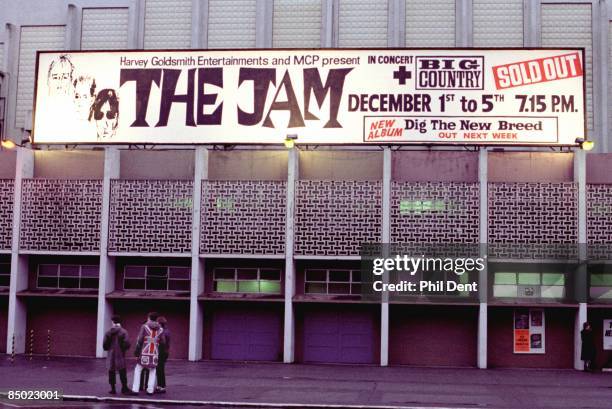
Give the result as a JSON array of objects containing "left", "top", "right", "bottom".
[{"left": 131, "top": 311, "right": 166, "bottom": 395}]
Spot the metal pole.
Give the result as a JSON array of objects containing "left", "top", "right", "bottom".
[
  {"left": 10, "top": 334, "right": 15, "bottom": 364},
  {"left": 46, "top": 330, "right": 51, "bottom": 360},
  {"left": 28, "top": 329, "right": 34, "bottom": 361}
]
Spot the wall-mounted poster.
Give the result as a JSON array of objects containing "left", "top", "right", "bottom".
[
  {"left": 514, "top": 308, "right": 545, "bottom": 354},
  {"left": 603, "top": 319, "right": 612, "bottom": 350}
]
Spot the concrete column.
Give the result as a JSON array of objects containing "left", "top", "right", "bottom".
[
  {"left": 6, "top": 147, "right": 33, "bottom": 355},
  {"left": 65, "top": 4, "right": 82, "bottom": 50},
  {"left": 380, "top": 147, "right": 391, "bottom": 366},
  {"left": 188, "top": 147, "right": 208, "bottom": 361},
  {"left": 574, "top": 149, "right": 588, "bottom": 370},
  {"left": 95, "top": 147, "right": 119, "bottom": 358},
  {"left": 5, "top": 23, "right": 23, "bottom": 142},
  {"left": 129, "top": 0, "right": 143, "bottom": 49},
  {"left": 321, "top": 0, "right": 334, "bottom": 47},
  {"left": 387, "top": 0, "right": 404, "bottom": 47},
  {"left": 330, "top": 0, "right": 339, "bottom": 48},
  {"left": 575, "top": 149, "right": 587, "bottom": 256},
  {"left": 591, "top": 0, "right": 604, "bottom": 153},
  {"left": 478, "top": 148, "right": 488, "bottom": 369},
  {"left": 523, "top": 0, "right": 540, "bottom": 47},
  {"left": 600, "top": 0, "right": 609, "bottom": 153},
  {"left": 1, "top": 25, "right": 10, "bottom": 73},
  {"left": 575, "top": 303, "right": 588, "bottom": 370},
  {"left": 191, "top": 0, "right": 208, "bottom": 48},
  {"left": 283, "top": 147, "right": 298, "bottom": 363},
  {"left": 256, "top": 0, "right": 273, "bottom": 48},
  {"left": 456, "top": 0, "right": 472, "bottom": 47}
]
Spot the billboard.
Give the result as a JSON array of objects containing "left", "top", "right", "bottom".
[{"left": 32, "top": 48, "right": 586, "bottom": 145}]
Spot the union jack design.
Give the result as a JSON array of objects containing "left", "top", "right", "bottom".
[{"left": 139, "top": 325, "right": 163, "bottom": 368}]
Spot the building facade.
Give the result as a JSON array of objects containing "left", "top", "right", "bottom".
[{"left": 0, "top": 0, "right": 612, "bottom": 369}]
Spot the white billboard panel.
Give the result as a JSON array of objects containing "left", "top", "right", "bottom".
[{"left": 32, "top": 48, "right": 586, "bottom": 145}]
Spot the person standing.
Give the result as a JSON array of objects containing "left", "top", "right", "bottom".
[
  {"left": 156, "top": 316, "right": 171, "bottom": 393},
  {"left": 132, "top": 312, "right": 165, "bottom": 395},
  {"left": 102, "top": 315, "right": 131, "bottom": 395},
  {"left": 581, "top": 321, "right": 596, "bottom": 372}
]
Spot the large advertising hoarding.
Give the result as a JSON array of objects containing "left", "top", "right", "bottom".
[{"left": 32, "top": 48, "right": 585, "bottom": 145}]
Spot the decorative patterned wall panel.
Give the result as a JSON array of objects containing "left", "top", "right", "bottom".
[
  {"left": 406, "top": 0, "right": 455, "bottom": 47},
  {"left": 338, "top": 0, "right": 388, "bottom": 47},
  {"left": 109, "top": 180, "right": 193, "bottom": 253},
  {"left": 20, "top": 179, "right": 102, "bottom": 252},
  {"left": 144, "top": 0, "right": 192, "bottom": 49},
  {"left": 0, "top": 180, "right": 14, "bottom": 250},
  {"left": 541, "top": 4, "right": 592, "bottom": 131},
  {"left": 473, "top": 0, "right": 523, "bottom": 47},
  {"left": 273, "top": 0, "right": 321, "bottom": 48},
  {"left": 390, "top": 182, "right": 479, "bottom": 244},
  {"left": 587, "top": 185, "right": 612, "bottom": 260},
  {"left": 488, "top": 183, "right": 578, "bottom": 259},
  {"left": 81, "top": 8, "right": 129, "bottom": 50},
  {"left": 295, "top": 181, "right": 382, "bottom": 256},
  {"left": 207, "top": 0, "right": 257, "bottom": 49},
  {"left": 200, "top": 181, "right": 286, "bottom": 255}
]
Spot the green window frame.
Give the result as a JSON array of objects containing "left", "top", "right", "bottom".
[
  {"left": 304, "top": 269, "right": 361, "bottom": 295},
  {"left": 213, "top": 267, "right": 282, "bottom": 294},
  {"left": 493, "top": 272, "right": 565, "bottom": 299}
]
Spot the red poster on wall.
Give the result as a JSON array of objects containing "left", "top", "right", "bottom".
[{"left": 514, "top": 329, "right": 530, "bottom": 353}]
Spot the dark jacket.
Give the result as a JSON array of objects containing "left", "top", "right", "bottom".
[
  {"left": 103, "top": 325, "right": 130, "bottom": 371},
  {"left": 581, "top": 328, "right": 596, "bottom": 361},
  {"left": 159, "top": 326, "right": 171, "bottom": 359}
]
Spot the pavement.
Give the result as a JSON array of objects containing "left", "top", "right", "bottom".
[{"left": 0, "top": 355, "right": 611, "bottom": 409}]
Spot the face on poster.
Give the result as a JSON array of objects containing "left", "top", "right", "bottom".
[{"left": 32, "top": 48, "right": 586, "bottom": 145}]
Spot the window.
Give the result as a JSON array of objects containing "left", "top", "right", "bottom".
[
  {"left": 144, "top": 0, "right": 192, "bottom": 49},
  {"left": 590, "top": 274, "right": 612, "bottom": 300},
  {"left": 493, "top": 272, "right": 565, "bottom": 299},
  {"left": 81, "top": 8, "right": 129, "bottom": 50},
  {"left": 406, "top": 0, "right": 455, "bottom": 47},
  {"left": 36, "top": 264, "right": 99, "bottom": 289},
  {"left": 338, "top": 0, "right": 388, "bottom": 47},
  {"left": 123, "top": 265, "right": 190, "bottom": 291},
  {"left": 273, "top": 0, "right": 321, "bottom": 48},
  {"left": 16, "top": 26, "right": 66, "bottom": 128},
  {"left": 304, "top": 268, "right": 361, "bottom": 295},
  {"left": 213, "top": 267, "right": 282, "bottom": 293},
  {"left": 0, "top": 262, "right": 10, "bottom": 287},
  {"left": 473, "top": 0, "right": 523, "bottom": 47},
  {"left": 207, "top": 0, "right": 257, "bottom": 49},
  {"left": 399, "top": 199, "right": 454, "bottom": 214}
]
